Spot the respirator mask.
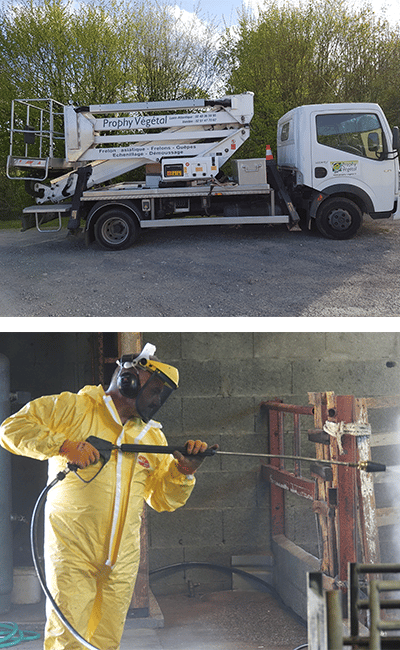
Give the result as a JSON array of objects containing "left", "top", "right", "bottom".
[{"left": 116, "top": 343, "right": 179, "bottom": 422}]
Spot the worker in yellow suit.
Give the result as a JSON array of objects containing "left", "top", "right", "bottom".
[{"left": 0, "top": 343, "right": 215, "bottom": 650}]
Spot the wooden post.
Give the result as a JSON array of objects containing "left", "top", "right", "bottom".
[
  {"left": 118, "top": 332, "right": 142, "bottom": 356},
  {"left": 116, "top": 333, "right": 150, "bottom": 617},
  {"left": 354, "top": 397, "right": 381, "bottom": 565},
  {"left": 308, "top": 391, "right": 336, "bottom": 577},
  {"left": 335, "top": 395, "right": 358, "bottom": 585}
]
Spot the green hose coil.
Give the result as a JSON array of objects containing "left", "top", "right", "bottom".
[{"left": 0, "top": 622, "right": 40, "bottom": 647}]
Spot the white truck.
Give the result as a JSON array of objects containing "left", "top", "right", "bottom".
[{"left": 6, "top": 93, "right": 400, "bottom": 249}]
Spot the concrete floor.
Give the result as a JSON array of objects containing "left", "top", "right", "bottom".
[{"left": 1, "top": 590, "right": 308, "bottom": 650}]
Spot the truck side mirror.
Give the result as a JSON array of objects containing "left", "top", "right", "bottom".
[
  {"left": 392, "top": 126, "right": 400, "bottom": 151},
  {"left": 367, "top": 132, "right": 380, "bottom": 152}
]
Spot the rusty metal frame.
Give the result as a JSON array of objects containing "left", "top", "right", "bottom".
[
  {"left": 260, "top": 401, "right": 316, "bottom": 538},
  {"left": 261, "top": 392, "right": 380, "bottom": 589}
]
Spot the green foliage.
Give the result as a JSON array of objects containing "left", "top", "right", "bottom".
[
  {"left": 0, "top": 0, "right": 219, "bottom": 104},
  {"left": 2, "top": 0, "right": 400, "bottom": 220},
  {"left": 0, "top": 170, "right": 29, "bottom": 221},
  {"left": 127, "top": 3, "right": 219, "bottom": 102},
  {"left": 0, "top": 0, "right": 219, "bottom": 218},
  {"left": 219, "top": 0, "right": 400, "bottom": 158}
]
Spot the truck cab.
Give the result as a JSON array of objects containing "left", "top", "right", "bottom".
[{"left": 277, "top": 103, "right": 400, "bottom": 239}]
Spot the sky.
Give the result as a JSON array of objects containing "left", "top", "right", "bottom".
[{"left": 173, "top": 0, "right": 400, "bottom": 27}]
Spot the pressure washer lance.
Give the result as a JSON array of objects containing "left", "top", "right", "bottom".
[{"left": 86, "top": 436, "right": 386, "bottom": 472}]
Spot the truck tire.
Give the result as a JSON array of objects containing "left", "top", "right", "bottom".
[
  {"left": 94, "top": 208, "right": 138, "bottom": 250},
  {"left": 315, "top": 197, "right": 362, "bottom": 240}
]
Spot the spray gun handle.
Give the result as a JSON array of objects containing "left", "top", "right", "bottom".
[
  {"left": 120, "top": 443, "right": 217, "bottom": 457},
  {"left": 84, "top": 436, "right": 217, "bottom": 460},
  {"left": 86, "top": 436, "right": 114, "bottom": 462}
]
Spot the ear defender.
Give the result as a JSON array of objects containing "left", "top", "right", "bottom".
[
  {"left": 117, "top": 370, "right": 140, "bottom": 398},
  {"left": 116, "top": 355, "right": 141, "bottom": 398}
]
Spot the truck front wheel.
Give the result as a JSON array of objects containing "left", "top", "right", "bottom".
[
  {"left": 94, "top": 208, "right": 138, "bottom": 250},
  {"left": 315, "top": 197, "right": 362, "bottom": 240}
]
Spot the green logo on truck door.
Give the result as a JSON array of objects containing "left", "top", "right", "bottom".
[{"left": 330, "top": 161, "right": 358, "bottom": 175}]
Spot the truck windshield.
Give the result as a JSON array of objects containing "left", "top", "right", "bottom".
[{"left": 316, "top": 113, "right": 386, "bottom": 160}]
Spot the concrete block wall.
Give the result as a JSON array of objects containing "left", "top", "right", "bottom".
[{"left": 143, "top": 332, "right": 400, "bottom": 598}]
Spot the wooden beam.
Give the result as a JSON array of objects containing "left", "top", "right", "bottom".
[
  {"left": 118, "top": 332, "right": 142, "bottom": 355},
  {"left": 261, "top": 464, "right": 316, "bottom": 500},
  {"left": 117, "top": 333, "right": 149, "bottom": 617},
  {"left": 335, "top": 395, "right": 358, "bottom": 584},
  {"left": 355, "top": 398, "right": 380, "bottom": 565},
  {"left": 364, "top": 395, "right": 400, "bottom": 409},
  {"left": 308, "top": 392, "right": 336, "bottom": 577}
]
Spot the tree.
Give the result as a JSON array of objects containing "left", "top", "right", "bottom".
[
  {"left": 218, "top": 0, "right": 400, "bottom": 159},
  {"left": 0, "top": 0, "right": 220, "bottom": 104},
  {"left": 0, "top": 0, "right": 220, "bottom": 217},
  {"left": 124, "top": 5, "right": 221, "bottom": 101}
]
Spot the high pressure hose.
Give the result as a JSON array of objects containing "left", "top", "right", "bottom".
[
  {"left": 0, "top": 622, "right": 40, "bottom": 648},
  {"left": 150, "top": 561, "right": 282, "bottom": 596},
  {"left": 31, "top": 481, "right": 302, "bottom": 650},
  {"left": 150, "top": 563, "right": 307, "bottom": 650},
  {"left": 30, "top": 468, "right": 102, "bottom": 650},
  {"left": 149, "top": 561, "right": 307, "bottom": 627}
]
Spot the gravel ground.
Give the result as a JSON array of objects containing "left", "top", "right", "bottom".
[
  {"left": 156, "top": 590, "right": 307, "bottom": 650},
  {"left": 4, "top": 590, "right": 307, "bottom": 650},
  {"left": 1, "top": 216, "right": 400, "bottom": 317}
]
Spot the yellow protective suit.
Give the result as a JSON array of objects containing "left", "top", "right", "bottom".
[{"left": 0, "top": 385, "right": 195, "bottom": 650}]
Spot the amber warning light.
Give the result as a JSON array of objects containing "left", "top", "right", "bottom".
[{"left": 164, "top": 164, "right": 184, "bottom": 177}]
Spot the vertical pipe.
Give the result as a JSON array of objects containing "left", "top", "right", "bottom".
[
  {"left": 369, "top": 580, "right": 381, "bottom": 650},
  {"left": 9, "top": 101, "right": 15, "bottom": 156},
  {"left": 24, "top": 105, "right": 30, "bottom": 158},
  {"left": 349, "top": 563, "right": 360, "bottom": 638},
  {"left": 326, "top": 590, "right": 343, "bottom": 650},
  {"left": 0, "top": 354, "right": 12, "bottom": 613}
]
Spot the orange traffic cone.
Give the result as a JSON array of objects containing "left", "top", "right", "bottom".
[{"left": 265, "top": 145, "right": 273, "bottom": 160}]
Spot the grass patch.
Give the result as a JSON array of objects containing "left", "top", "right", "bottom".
[
  {"left": 0, "top": 216, "right": 70, "bottom": 230},
  {"left": 0, "top": 218, "right": 22, "bottom": 229}
]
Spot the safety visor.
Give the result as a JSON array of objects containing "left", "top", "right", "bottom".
[
  {"left": 135, "top": 368, "right": 177, "bottom": 422},
  {"left": 118, "top": 352, "right": 179, "bottom": 390}
]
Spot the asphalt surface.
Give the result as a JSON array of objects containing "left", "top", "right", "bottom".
[{"left": 1, "top": 216, "right": 400, "bottom": 317}]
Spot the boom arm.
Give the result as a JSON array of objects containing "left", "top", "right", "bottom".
[
  {"left": 8, "top": 94, "right": 254, "bottom": 204},
  {"left": 64, "top": 95, "right": 253, "bottom": 162}
]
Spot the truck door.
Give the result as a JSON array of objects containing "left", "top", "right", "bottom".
[{"left": 312, "top": 109, "right": 396, "bottom": 214}]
